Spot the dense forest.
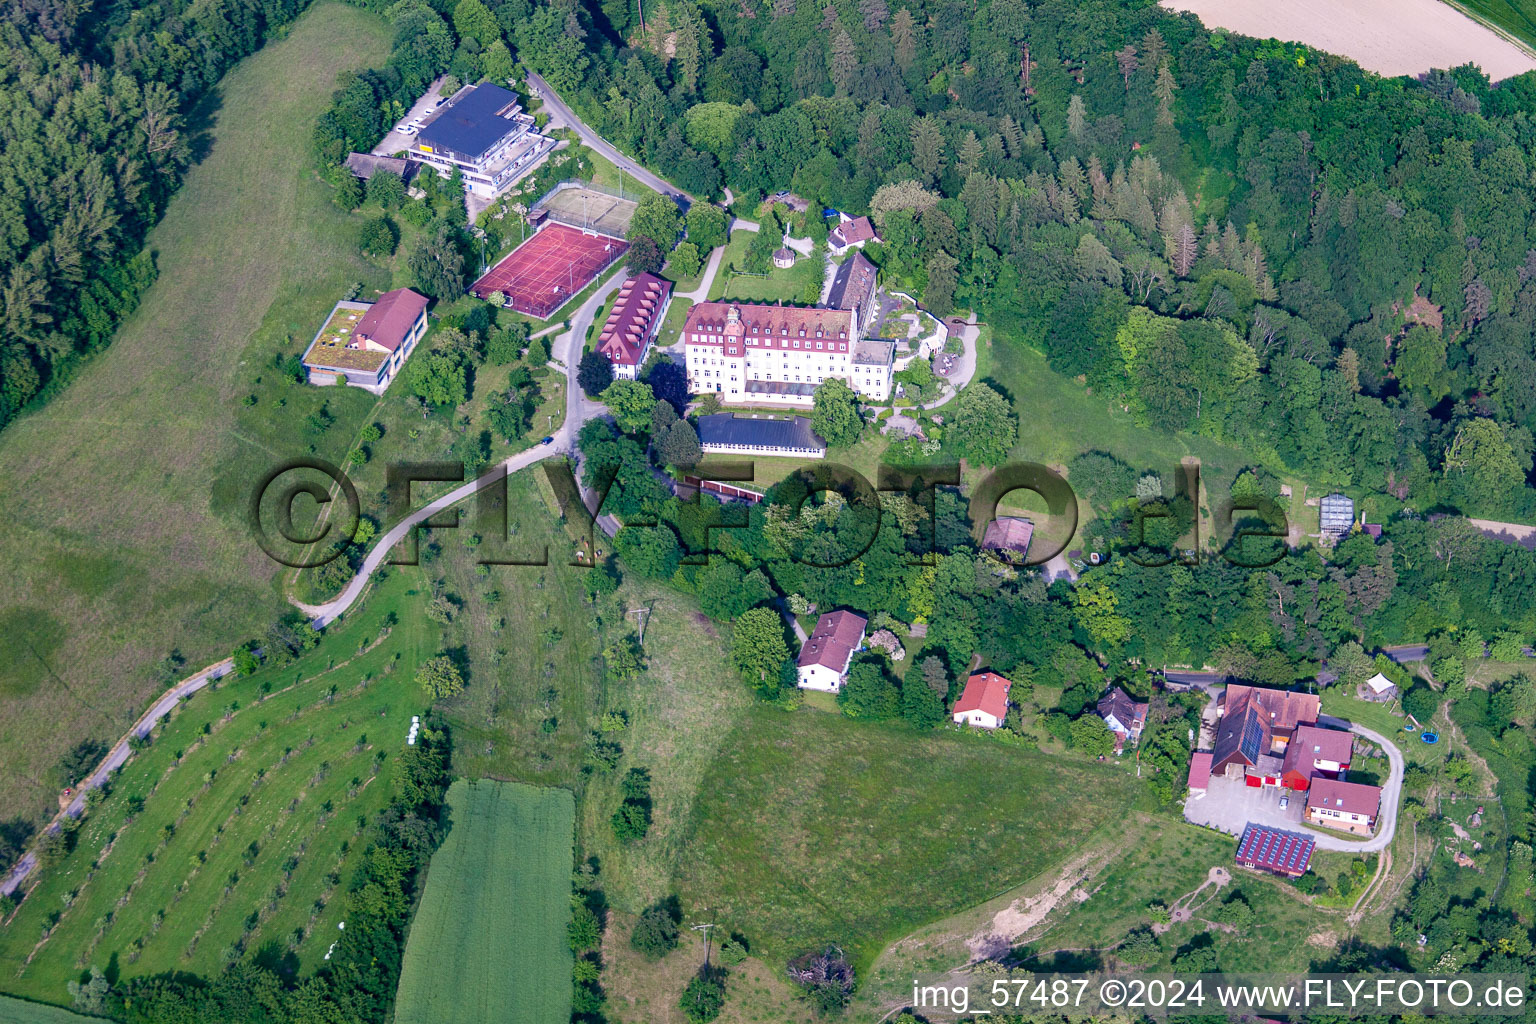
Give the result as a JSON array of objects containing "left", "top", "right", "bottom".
[
  {"left": 0, "top": 0, "right": 323, "bottom": 430},
  {"left": 506, "top": 0, "right": 1536, "bottom": 520}
]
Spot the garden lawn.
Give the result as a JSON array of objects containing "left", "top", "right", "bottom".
[
  {"left": 707, "top": 231, "right": 822, "bottom": 304},
  {"left": 0, "top": 1, "right": 394, "bottom": 829},
  {"left": 394, "top": 780, "right": 574, "bottom": 1024},
  {"left": 0, "top": 572, "right": 433, "bottom": 1004},
  {"left": 676, "top": 709, "right": 1142, "bottom": 971}
]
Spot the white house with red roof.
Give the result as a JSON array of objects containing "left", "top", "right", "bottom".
[
  {"left": 797, "top": 610, "right": 867, "bottom": 691},
  {"left": 952, "top": 671, "right": 1011, "bottom": 729},
  {"left": 1306, "top": 777, "right": 1382, "bottom": 835},
  {"left": 596, "top": 272, "right": 672, "bottom": 379},
  {"left": 828, "top": 214, "right": 880, "bottom": 253}
]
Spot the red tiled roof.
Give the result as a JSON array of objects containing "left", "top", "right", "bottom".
[
  {"left": 684, "top": 301, "right": 852, "bottom": 359},
  {"left": 953, "top": 671, "right": 1011, "bottom": 720},
  {"left": 831, "top": 215, "right": 878, "bottom": 247},
  {"left": 1307, "top": 777, "right": 1381, "bottom": 819},
  {"left": 797, "top": 610, "right": 867, "bottom": 670},
  {"left": 1212, "top": 685, "right": 1321, "bottom": 774},
  {"left": 1235, "top": 823, "right": 1314, "bottom": 876},
  {"left": 1188, "top": 751, "right": 1212, "bottom": 789},
  {"left": 352, "top": 288, "right": 429, "bottom": 352},
  {"left": 1285, "top": 725, "right": 1353, "bottom": 769},
  {"left": 597, "top": 272, "right": 671, "bottom": 366}
]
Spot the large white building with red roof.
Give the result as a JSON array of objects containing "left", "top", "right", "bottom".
[
  {"left": 596, "top": 272, "right": 672, "bottom": 379},
  {"left": 683, "top": 301, "right": 893, "bottom": 407},
  {"left": 952, "top": 671, "right": 1011, "bottom": 729},
  {"left": 796, "top": 610, "right": 867, "bottom": 691}
]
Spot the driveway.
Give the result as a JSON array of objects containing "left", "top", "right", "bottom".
[{"left": 1183, "top": 722, "right": 1404, "bottom": 853}]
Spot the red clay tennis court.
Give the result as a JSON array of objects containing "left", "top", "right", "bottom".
[{"left": 469, "top": 223, "right": 628, "bottom": 319}]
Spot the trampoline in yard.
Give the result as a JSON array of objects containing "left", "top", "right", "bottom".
[{"left": 469, "top": 222, "right": 628, "bottom": 319}]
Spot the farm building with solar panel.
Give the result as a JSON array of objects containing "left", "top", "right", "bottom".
[{"left": 1234, "top": 823, "right": 1315, "bottom": 878}]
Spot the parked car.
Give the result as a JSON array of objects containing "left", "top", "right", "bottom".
[
  {"left": 540, "top": 436, "right": 555, "bottom": 446},
  {"left": 1279, "top": 794, "right": 1289, "bottom": 810}
]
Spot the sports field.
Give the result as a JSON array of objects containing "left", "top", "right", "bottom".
[
  {"left": 470, "top": 223, "right": 628, "bottom": 318},
  {"left": 395, "top": 780, "right": 574, "bottom": 1024},
  {"left": 537, "top": 185, "right": 638, "bottom": 238}
]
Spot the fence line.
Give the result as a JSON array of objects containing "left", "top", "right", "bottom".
[{"left": 530, "top": 178, "right": 635, "bottom": 212}]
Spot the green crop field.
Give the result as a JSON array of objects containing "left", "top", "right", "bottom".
[
  {"left": 395, "top": 780, "right": 574, "bottom": 1024},
  {"left": 0, "top": 996, "right": 101, "bottom": 1024},
  {"left": 0, "top": 572, "right": 433, "bottom": 1005},
  {"left": 676, "top": 708, "right": 1144, "bottom": 971},
  {"left": 1447, "top": 0, "right": 1536, "bottom": 49},
  {"left": 0, "top": 1, "right": 395, "bottom": 831}
]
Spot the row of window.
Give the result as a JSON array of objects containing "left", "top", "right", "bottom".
[{"left": 690, "top": 333, "right": 846, "bottom": 351}]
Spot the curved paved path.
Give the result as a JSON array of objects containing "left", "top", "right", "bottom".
[
  {"left": 299, "top": 267, "right": 626, "bottom": 625},
  {"left": 1312, "top": 721, "right": 1404, "bottom": 853},
  {"left": 1, "top": 657, "right": 238, "bottom": 896}
]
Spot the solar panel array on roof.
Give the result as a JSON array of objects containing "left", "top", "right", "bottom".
[
  {"left": 1239, "top": 714, "right": 1265, "bottom": 765},
  {"left": 1235, "top": 823, "right": 1315, "bottom": 876}
]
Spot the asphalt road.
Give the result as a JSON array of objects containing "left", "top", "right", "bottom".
[
  {"left": 301, "top": 269, "right": 627, "bottom": 627},
  {"left": 1318, "top": 721, "right": 1405, "bottom": 853},
  {"left": 525, "top": 69, "right": 691, "bottom": 204}
]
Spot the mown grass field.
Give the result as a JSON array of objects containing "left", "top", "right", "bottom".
[
  {"left": 424, "top": 472, "right": 606, "bottom": 788},
  {"left": 0, "top": 572, "right": 432, "bottom": 1004},
  {"left": 395, "top": 780, "right": 574, "bottom": 1024},
  {"left": 0, "top": 2, "right": 394, "bottom": 829},
  {"left": 708, "top": 230, "right": 821, "bottom": 304},
  {"left": 0, "top": 996, "right": 100, "bottom": 1024},
  {"left": 676, "top": 710, "right": 1144, "bottom": 971}
]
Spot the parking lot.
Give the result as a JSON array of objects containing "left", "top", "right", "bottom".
[
  {"left": 372, "top": 76, "right": 456, "bottom": 156},
  {"left": 1185, "top": 774, "right": 1306, "bottom": 836}
]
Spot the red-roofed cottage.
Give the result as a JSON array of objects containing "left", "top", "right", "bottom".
[
  {"left": 1306, "top": 778, "right": 1382, "bottom": 835},
  {"left": 596, "top": 272, "right": 672, "bottom": 379},
  {"left": 952, "top": 671, "right": 1011, "bottom": 729},
  {"left": 828, "top": 214, "right": 880, "bottom": 253},
  {"left": 797, "top": 610, "right": 867, "bottom": 691}
]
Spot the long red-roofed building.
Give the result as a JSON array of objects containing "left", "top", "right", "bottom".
[
  {"left": 596, "top": 272, "right": 672, "bottom": 379},
  {"left": 952, "top": 671, "right": 1011, "bottom": 729}
]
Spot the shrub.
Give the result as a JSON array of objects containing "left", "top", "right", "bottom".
[{"left": 630, "top": 898, "right": 682, "bottom": 959}]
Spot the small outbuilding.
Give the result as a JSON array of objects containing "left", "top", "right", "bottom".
[
  {"left": 1361, "top": 672, "right": 1398, "bottom": 702},
  {"left": 1319, "top": 493, "right": 1355, "bottom": 537}
]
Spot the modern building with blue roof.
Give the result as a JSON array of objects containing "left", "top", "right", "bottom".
[{"left": 409, "top": 83, "right": 554, "bottom": 198}]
